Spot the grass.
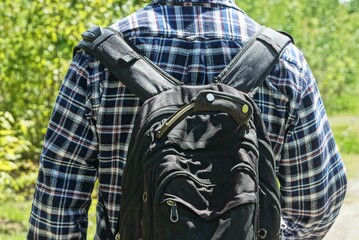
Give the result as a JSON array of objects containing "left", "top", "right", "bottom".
[
  {"left": 328, "top": 115, "right": 359, "bottom": 179},
  {"left": 328, "top": 115, "right": 359, "bottom": 154},
  {"left": 0, "top": 197, "right": 98, "bottom": 239},
  {"left": 0, "top": 201, "right": 31, "bottom": 239},
  {"left": 341, "top": 154, "right": 359, "bottom": 180}
]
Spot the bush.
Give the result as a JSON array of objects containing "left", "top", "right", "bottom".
[
  {"left": 0, "top": 111, "right": 38, "bottom": 201},
  {"left": 0, "top": 0, "right": 358, "bottom": 201}
]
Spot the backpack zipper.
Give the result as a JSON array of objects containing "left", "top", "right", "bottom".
[
  {"left": 151, "top": 166, "right": 257, "bottom": 238},
  {"left": 118, "top": 106, "right": 179, "bottom": 235},
  {"left": 166, "top": 200, "right": 179, "bottom": 223},
  {"left": 152, "top": 164, "right": 257, "bottom": 219},
  {"left": 155, "top": 102, "right": 195, "bottom": 139}
]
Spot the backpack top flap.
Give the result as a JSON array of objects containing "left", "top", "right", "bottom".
[{"left": 75, "top": 26, "right": 291, "bottom": 101}]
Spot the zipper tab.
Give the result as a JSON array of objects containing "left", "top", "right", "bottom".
[
  {"left": 167, "top": 200, "right": 179, "bottom": 223},
  {"left": 115, "top": 233, "right": 121, "bottom": 240}
]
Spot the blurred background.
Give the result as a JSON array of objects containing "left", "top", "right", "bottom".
[{"left": 0, "top": 0, "right": 358, "bottom": 239}]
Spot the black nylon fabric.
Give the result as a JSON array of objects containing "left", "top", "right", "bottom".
[
  {"left": 218, "top": 28, "right": 291, "bottom": 92},
  {"left": 76, "top": 27, "right": 291, "bottom": 100},
  {"left": 118, "top": 84, "right": 281, "bottom": 240},
  {"left": 76, "top": 26, "right": 292, "bottom": 240},
  {"left": 76, "top": 27, "right": 181, "bottom": 101}
]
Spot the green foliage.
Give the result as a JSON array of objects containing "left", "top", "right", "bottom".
[
  {"left": 0, "top": 0, "right": 145, "bottom": 156},
  {"left": 0, "top": 0, "right": 358, "bottom": 202},
  {"left": 0, "top": 0, "right": 145, "bottom": 201},
  {"left": 0, "top": 111, "right": 38, "bottom": 201},
  {"left": 329, "top": 116, "right": 359, "bottom": 154},
  {"left": 1, "top": 1, "right": 357, "bottom": 237},
  {"left": 348, "top": 0, "right": 359, "bottom": 12},
  {"left": 238, "top": 0, "right": 359, "bottom": 114}
]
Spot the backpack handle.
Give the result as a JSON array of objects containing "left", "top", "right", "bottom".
[{"left": 155, "top": 90, "right": 253, "bottom": 139}]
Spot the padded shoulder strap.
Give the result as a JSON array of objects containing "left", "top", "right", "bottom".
[
  {"left": 74, "top": 26, "right": 182, "bottom": 101},
  {"left": 75, "top": 26, "right": 292, "bottom": 99},
  {"left": 217, "top": 27, "right": 292, "bottom": 92}
]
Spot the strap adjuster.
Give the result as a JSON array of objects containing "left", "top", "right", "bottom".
[
  {"left": 117, "top": 51, "right": 139, "bottom": 64},
  {"left": 81, "top": 26, "right": 103, "bottom": 42}
]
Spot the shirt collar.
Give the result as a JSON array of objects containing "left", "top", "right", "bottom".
[{"left": 150, "top": 0, "right": 240, "bottom": 9}]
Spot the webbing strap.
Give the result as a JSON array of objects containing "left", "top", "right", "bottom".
[{"left": 217, "top": 27, "right": 291, "bottom": 92}]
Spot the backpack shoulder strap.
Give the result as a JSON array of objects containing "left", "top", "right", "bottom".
[
  {"left": 75, "top": 26, "right": 292, "bottom": 99},
  {"left": 216, "top": 27, "right": 292, "bottom": 92},
  {"left": 74, "top": 26, "right": 182, "bottom": 101}
]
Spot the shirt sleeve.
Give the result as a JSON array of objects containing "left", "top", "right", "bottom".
[
  {"left": 279, "top": 59, "right": 347, "bottom": 239},
  {"left": 27, "top": 51, "right": 99, "bottom": 239}
]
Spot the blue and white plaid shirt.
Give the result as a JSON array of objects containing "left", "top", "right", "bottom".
[{"left": 28, "top": 0, "right": 347, "bottom": 239}]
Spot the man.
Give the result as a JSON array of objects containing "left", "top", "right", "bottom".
[{"left": 28, "top": 0, "right": 347, "bottom": 239}]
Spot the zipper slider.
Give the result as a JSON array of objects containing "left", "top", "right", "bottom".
[{"left": 166, "top": 200, "right": 179, "bottom": 223}]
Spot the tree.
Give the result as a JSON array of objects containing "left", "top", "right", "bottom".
[
  {"left": 239, "top": 0, "right": 359, "bottom": 113},
  {"left": 0, "top": 0, "right": 145, "bottom": 201},
  {"left": 0, "top": 0, "right": 358, "bottom": 200}
]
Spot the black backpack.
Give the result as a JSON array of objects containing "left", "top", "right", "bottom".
[{"left": 76, "top": 26, "right": 291, "bottom": 240}]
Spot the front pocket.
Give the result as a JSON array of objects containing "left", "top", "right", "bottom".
[
  {"left": 153, "top": 167, "right": 257, "bottom": 240},
  {"left": 155, "top": 198, "right": 257, "bottom": 240}
]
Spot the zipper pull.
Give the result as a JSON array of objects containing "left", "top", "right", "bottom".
[
  {"left": 115, "top": 233, "right": 121, "bottom": 240},
  {"left": 166, "top": 200, "right": 179, "bottom": 223}
]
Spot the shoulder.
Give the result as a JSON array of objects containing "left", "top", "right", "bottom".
[
  {"left": 71, "top": 49, "right": 103, "bottom": 78},
  {"left": 109, "top": 4, "right": 160, "bottom": 37},
  {"left": 264, "top": 41, "right": 312, "bottom": 104},
  {"left": 109, "top": 4, "right": 260, "bottom": 41}
]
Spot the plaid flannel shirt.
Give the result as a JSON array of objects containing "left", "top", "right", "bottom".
[{"left": 28, "top": 0, "right": 347, "bottom": 239}]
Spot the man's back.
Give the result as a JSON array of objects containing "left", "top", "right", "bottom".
[{"left": 28, "top": 0, "right": 347, "bottom": 239}]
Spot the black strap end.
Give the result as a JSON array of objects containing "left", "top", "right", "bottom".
[{"left": 81, "top": 26, "right": 103, "bottom": 42}]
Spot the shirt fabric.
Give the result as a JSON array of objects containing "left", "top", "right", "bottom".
[{"left": 28, "top": 0, "right": 347, "bottom": 239}]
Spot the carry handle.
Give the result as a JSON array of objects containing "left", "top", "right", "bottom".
[{"left": 155, "top": 90, "right": 253, "bottom": 139}]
